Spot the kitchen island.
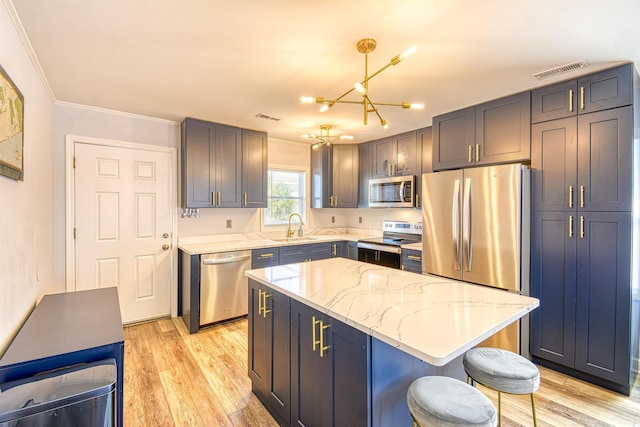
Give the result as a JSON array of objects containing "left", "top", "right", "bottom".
[{"left": 246, "top": 258, "right": 539, "bottom": 427}]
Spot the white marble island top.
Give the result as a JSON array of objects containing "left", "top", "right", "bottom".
[{"left": 245, "top": 258, "right": 539, "bottom": 366}]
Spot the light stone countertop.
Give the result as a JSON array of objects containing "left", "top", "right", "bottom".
[
  {"left": 177, "top": 229, "right": 423, "bottom": 255},
  {"left": 245, "top": 258, "right": 539, "bottom": 366}
]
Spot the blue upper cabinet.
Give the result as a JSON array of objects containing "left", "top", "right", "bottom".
[
  {"left": 181, "top": 117, "right": 267, "bottom": 208},
  {"left": 311, "top": 144, "right": 359, "bottom": 209},
  {"left": 432, "top": 91, "right": 531, "bottom": 171},
  {"left": 532, "top": 63, "right": 633, "bottom": 124},
  {"left": 532, "top": 106, "right": 633, "bottom": 213}
]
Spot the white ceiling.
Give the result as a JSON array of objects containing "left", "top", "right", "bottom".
[{"left": 9, "top": 0, "right": 640, "bottom": 144}]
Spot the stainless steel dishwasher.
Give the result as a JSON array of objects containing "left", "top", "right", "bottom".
[{"left": 200, "top": 250, "right": 251, "bottom": 326}]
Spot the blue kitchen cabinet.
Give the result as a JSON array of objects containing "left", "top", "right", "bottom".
[
  {"left": 252, "top": 247, "right": 280, "bottom": 268},
  {"left": 248, "top": 279, "right": 291, "bottom": 426},
  {"left": 290, "top": 299, "right": 370, "bottom": 427},
  {"left": 330, "top": 241, "right": 346, "bottom": 258},
  {"left": 311, "top": 144, "right": 359, "bottom": 208},
  {"left": 530, "top": 211, "right": 634, "bottom": 392},
  {"left": 347, "top": 241, "right": 358, "bottom": 260},
  {"left": 531, "top": 63, "right": 634, "bottom": 123},
  {"left": 574, "top": 212, "right": 632, "bottom": 385},
  {"left": 401, "top": 249, "right": 422, "bottom": 273},
  {"left": 530, "top": 63, "right": 638, "bottom": 395},
  {"left": 279, "top": 242, "right": 332, "bottom": 265},
  {"left": 531, "top": 107, "right": 632, "bottom": 213},
  {"left": 432, "top": 91, "right": 530, "bottom": 171},
  {"left": 530, "top": 211, "right": 577, "bottom": 367}
]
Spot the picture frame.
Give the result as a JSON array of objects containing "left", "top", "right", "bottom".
[{"left": 0, "top": 64, "right": 24, "bottom": 181}]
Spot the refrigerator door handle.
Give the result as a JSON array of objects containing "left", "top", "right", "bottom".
[
  {"left": 452, "top": 179, "right": 461, "bottom": 270},
  {"left": 463, "top": 177, "right": 472, "bottom": 271}
]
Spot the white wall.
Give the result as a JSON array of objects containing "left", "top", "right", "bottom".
[{"left": 0, "top": 1, "right": 55, "bottom": 352}]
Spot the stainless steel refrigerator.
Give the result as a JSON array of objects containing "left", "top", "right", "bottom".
[{"left": 421, "top": 163, "right": 530, "bottom": 354}]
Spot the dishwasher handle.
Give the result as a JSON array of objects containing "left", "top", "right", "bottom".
[{"left": 201, "top": 254, "right": 251, "bottom": 265}]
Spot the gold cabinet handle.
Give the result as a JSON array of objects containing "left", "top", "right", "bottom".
[
  {"left": 580, "top": 86, "right": 585, "bottom": 110},
  {"left": 475, "top": 144, "right": 480, "bottom": 162},
  {"left": 407, "top": 255, "right": 422, "bottom": 261},
  {"left": 569, "top": 186, "right": 574, "bottom": 208},
  {"left": 257, "top": 289, "right": 264, "bottom": 315},
  {"left": 212, "top": 192, "right": 215, "bottom": 206},
  {"left": 569, "top": 89, "right": 574, "bottom": 112},
  {"left": 262, "top": 292, "right": 271, "bottom": 318},
  {"left": 415, "top": 193, "right": 420, "bottom": 208},
  {"left": 569, "top": 215, "right": 574, "bottom": 238},
  {"left": 244, "top": 192, "right": 247, "bottom": 207},
  {"left": 468, "top": 145, "right": 473, "bottom": 163},
  {"left": 332, "top": 243, "right": 337, "bottom": 256},
  {"left": 580, "top": 215, "right": 585, "bottom": 238},
  {"left": 319, "top": 321, "right": 330, "bottom": 358},
  {"left": 259, "top": 253, "right": 274, "bottom": 259},
  {"left": 580, "top": 185, "right": 585, "bottom": 208},
  {"left": 217, "top": 191, "right": 221, "bottom": 206},
  {"left": 312, "top": 316, "right": 320, "bottom": 352}
]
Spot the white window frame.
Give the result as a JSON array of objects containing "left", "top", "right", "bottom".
[{"left": 261, "top": 164, "right": 309, "bottom": 231}]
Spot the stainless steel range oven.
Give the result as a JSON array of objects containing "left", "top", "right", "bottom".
[{"left": 357, "top": 220, "right": 422, "bottom": 269}]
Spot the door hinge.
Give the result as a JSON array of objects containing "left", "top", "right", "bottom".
[{"left": 73, "top": 157, "right": 76, "bottom": 169}]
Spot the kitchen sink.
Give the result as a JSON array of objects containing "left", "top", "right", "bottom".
[{"left": 269, "top": 236, "right": 320, "bottom": 243}]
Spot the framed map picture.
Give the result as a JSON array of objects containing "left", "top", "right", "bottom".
[{"left": 0, "top": 64, "right": 24, "bottom": 181}]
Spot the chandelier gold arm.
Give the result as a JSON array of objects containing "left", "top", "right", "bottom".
[{"left": 300, "top": 38, "right": 422, "bottom": 127}]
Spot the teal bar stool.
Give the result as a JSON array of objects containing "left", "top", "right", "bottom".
[
  {"left": 407, "top": 376, "right": 497, "bottom": 426},
  {"left": 463, "top": 348, "right": 540, "bottom": 427}
]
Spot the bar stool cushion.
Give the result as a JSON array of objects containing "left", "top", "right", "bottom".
[
  {"left": 463, "top": 347, "right": 540, "bottom": 395},
  {"left": 407, "top": 376, "right": 497, "bottom": 426}
]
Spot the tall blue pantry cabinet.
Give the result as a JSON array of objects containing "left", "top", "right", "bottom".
[{"left": 529, "top": 63, "right": 640, "bottom": 394}]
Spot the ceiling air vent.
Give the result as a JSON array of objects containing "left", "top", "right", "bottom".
[
  {"left": 533, "top": 60, "right": 589, "bottom": 80},
  {"left": 255, "top": 113, "right": 281, "bottom": 122}
]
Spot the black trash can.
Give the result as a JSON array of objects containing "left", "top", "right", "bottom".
[{"left": 0, "top": 358, "right": 116, "bottom": 427}]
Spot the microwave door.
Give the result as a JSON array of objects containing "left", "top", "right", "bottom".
[{"left": 421, "top": 170, "right": 463, "bottom": 279}]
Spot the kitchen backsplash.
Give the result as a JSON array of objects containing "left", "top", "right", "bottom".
[{"left": 177, "top": 207, "right": 422, "bottom": 238}]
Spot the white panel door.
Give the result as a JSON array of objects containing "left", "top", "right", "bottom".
[{"left": 74, "top": 143, "right": 172, "bottom": 323}]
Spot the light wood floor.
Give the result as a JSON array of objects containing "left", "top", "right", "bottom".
[{"left": 123, "top": 317, "right": 640, "bottom": 426}]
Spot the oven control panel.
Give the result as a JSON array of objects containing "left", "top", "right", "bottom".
[{"left": 382, "top": 220, "right": 422, "bottom": 235}]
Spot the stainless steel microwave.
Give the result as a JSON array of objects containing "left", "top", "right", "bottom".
[{"left": 369, "top": 175, "right": 415, "bottom": 208}]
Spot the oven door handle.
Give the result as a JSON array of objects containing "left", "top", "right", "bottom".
[{"left": 357, "top": 242, "right": 401, "bottom": 254}]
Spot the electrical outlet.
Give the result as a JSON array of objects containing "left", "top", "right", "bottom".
[
  {"left": 226, "top": 219, "right": 232, "bottom": 228},
  {"left": 359, "top": 216, "right": 362, "bottom": 224},
  {"left": 331, "top": 216, "right": 335, "bottom": 223}
]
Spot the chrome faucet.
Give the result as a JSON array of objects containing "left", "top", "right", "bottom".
[{"left": 287, "top": 213, "right": 304, "bottom": 238}]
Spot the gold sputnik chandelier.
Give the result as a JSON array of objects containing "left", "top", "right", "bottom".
[
  {"left": 302, "top": 124, "right": 353, "bottom": 149},
  {"left": 300, "top": 38, "right": 424, "bottom": 129}
]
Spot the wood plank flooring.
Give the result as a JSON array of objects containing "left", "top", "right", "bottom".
[{"left": 123, "top": 317, "right": 640, "bottom": 426}]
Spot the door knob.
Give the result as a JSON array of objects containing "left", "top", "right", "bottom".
[{"left": 162, "top": 244, "right": 170, "bottom": 250}]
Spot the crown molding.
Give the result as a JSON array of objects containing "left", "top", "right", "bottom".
[
  {"left": 2, "top": 0, "right": 56, "bottom": 102},
  {"left": 55, "top": 101, "right": 180, "bottom": 125}
]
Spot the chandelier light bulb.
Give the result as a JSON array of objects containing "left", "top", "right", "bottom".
[
  {"left": 399, "top": 45, "right": 418, "bottom": 61},
  {"left": 300, "top": 96, "right": 314, "bottom": 104},
  {"left": 354, "top": 82, "right": 368, "bottom": 96},
  {"left": 380, "top": 119, "right": 388, "bottom": 129},
  {"left": 319, "top": 104, "right": 330, "bottom": 113}
]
